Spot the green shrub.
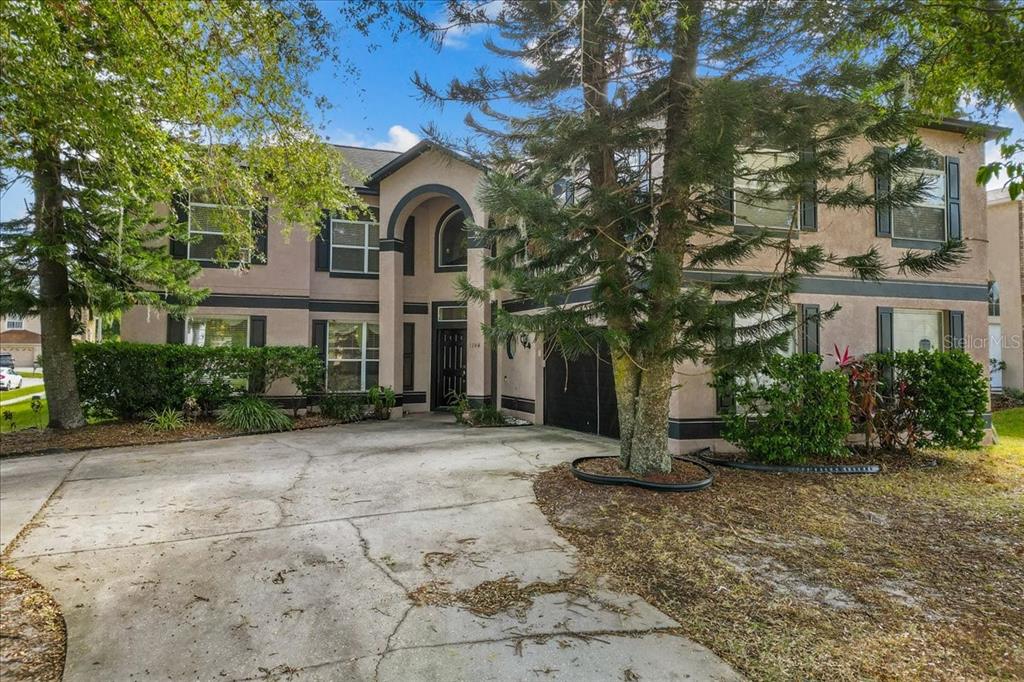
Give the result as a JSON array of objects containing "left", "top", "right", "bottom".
[
  {"left": 723, "top": 354, "right": 852, "bottom": 464},
  {"left": 74, "top": 342, "right": 323, "bottom": 419},
  {"left": 448, "top": 391, "right": 472, "bottom": 424},
  {"left": 470, "top": 404, "right": 508, "bottom": 426},
  {"left": 870, "top": 349, "right": 988, "bottom": 451},
  {"left": 217, "top": 396, "right": 293, "bottom": 432},
  {"left": 146, "top": 407, "right": 186, "bottom": 431},
  {"left": 367, "top": 385, "right": 396, "bottom": 420},
  {"left": 318, "top": 393, "right": 366, "bottom": 422}
]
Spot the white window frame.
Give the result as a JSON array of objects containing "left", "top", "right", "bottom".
[
  {"left": 893, "top": 161, "right": 946, "bottom": 242},
  {"left": 734, "top": 150, "right": 799, "bottom": 230},
  {"left": 5, "top": 315, "right": 24, "bottom": 330},
  {"left": 184, "top": 315, "right": 250, "bottom": 348},
  {"left": 329, "top": 218, "right": 379, "bottom": 274},
  {"left": 326, "top": 321, "right": 380, "bottom": 392},
  {"left": 187, "top": 201, "right": 253, "bottom": 264}
]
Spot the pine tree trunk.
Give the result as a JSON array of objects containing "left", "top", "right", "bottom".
[
  {"left": 34, "top": 140, "right": 85, "bottom": 430},
  {"left": 612, "top": 351, "right": 640, "bottom": 468},
  {"left": 617, "top": 358, "right": 674, "bottom": 475}
]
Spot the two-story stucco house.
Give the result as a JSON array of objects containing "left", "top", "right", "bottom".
[{"left": 120, "top": 121, "right": 1004, "bottom": 450}]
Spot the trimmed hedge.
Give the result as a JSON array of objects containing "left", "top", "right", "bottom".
[{"left": 74, "top": 342, "right": 323, "bottom": 419}]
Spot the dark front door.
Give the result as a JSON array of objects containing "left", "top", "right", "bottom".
[
  {"left": 544, "top": 338, "right": 619, "bottom": 438},
  {"left": 434, "top": 328, "right": 466, "bottom": 408}
]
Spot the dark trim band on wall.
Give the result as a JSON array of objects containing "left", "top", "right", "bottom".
[
  {"left": 503, "top": 272, "right": 988, "bottom": 313},
  {"left": 668, "top": 418, "right": 725, "bottom": 440},
  {"left": 308, "top": 300, "right": 379, "bottom": 313},
  {"left": 404, "top": 302, "right": 429, "bottom": 315},
  {"left": 380, "top": 238, "right": 404, "bottom": 253},
  {"left": 501, "top": 396, "right": 535, "bottom": 414},
  {"left": 467, "top": 394, "right": 492, "bottom": 407},
  {"left": 404, "top": 391, "right": 427, "bottom": 404}
]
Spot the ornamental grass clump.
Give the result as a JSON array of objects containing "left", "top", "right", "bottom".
[{"left": 218, "top": 396, "right": 293, "bottom": 433}]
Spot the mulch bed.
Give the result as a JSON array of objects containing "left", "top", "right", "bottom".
[
  {"left": 0, "top": 564, "right": 66, "bottom": 682},
  {"left": 535, "top": 448, "right": 1024, "bottom": 681},
  {"left": 0, "top": 415, "right": 346, "bottom": 458},
  {"left": 575, "top": 456, "right": 712, "bottom": 484}
]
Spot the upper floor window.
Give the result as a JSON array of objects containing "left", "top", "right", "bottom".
[
  {"left": 893, "top": 152, "right": 946, "bottom": 242},
  {"left": 5, "top": 315, "right": 23, "bottom": 330},
  {"left": 989, "top": 281, "right": 1001, "bottom": 317},
  {"left": 615, "top": 148, "right": 652, "bottom": 193},
  {"left": 331, "top": 218, "right": 379, "bottom": 274},
  {"left": 734, "top": 151, "right": 798, "bottom": 230},
  {"left": 188, "top": 202, "right": 252, "bottom": 264},
  {"left": 437, "top": 208, "right": 468, "bottom": 269}
]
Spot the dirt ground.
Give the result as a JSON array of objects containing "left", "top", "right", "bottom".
[
  {"left": 0, "top": 414, "right": 344, "bottom": 458},
  {"left": 535, "top": 446, "right": 1024, "bottom": 681},
  {"left": 0, "top": 564, "right": 65, "bottom": 681}
]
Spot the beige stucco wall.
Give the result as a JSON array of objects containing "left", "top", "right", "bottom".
[
  {"left": 1, "top": 315, "right": 42, "bottom": 335},
  {"left": 987, "top": 194, "right": 1024, "bottom": 390}
]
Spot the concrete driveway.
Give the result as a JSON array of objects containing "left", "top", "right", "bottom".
[{"left": 1, "top": 415, "right": 739, "bottom": 681}]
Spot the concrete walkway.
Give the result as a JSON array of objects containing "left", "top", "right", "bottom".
[{"left": 1, "top": 416, "right": 740, "bottom": 681}]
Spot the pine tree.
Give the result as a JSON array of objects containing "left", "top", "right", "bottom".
[
  {"left": 1, "top": 1, "right": 362, "bottom": 428},
  {"left": 409, "top": 0, "right": 969, "bottom": 474}
]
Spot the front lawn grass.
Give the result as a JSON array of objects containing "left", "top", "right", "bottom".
[
  {"left": 0, "top": 384, "right": 46, "bottom": 403},
  {"left": 535, "top": 439, "right": 1023, "bottom": 680},
  {"left": 0, "top": 399, "right": 48, "bottom": 433}
]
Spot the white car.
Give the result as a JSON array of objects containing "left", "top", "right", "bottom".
[{"left": 0, "top": 369, "right": 24, "bottom": 390}]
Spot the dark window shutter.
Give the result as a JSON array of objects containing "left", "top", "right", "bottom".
[
  {"left": 253, "top": 199, "right": 269, "bottom": 264},
  {"left": 874, "top": 148, "right": 892, "bottom": 237},
  {"left": 800, "top": 304, "right": 820, "bottom": 355},
  {"left": 712, "top": 173, "right": 734, "bottom": 225},
  {"left": 946, "top": 156, "right": 962, "bottom": 240},
  {"left": 403, "top": 216, "right": 416, "bottom": 276},
  {"left": 948, "top": 310, "right": 965, "bottom": 350},
  {"left": 249, "top": 315, "right": 267, "bottom": 347},
  {"left": 403, "top": 323, "right": 415, "bottom": 391},
  {"left": 799, "top": 149, "right": 818, "bottom": 231},
  {"left": 312, "top": 319, "right": 328, "bottom": 390},
  {"left": 170, "top": 191, "right": 189, "bottom": 259},
  {"left": 167, "top": 316, "right": 185, "bottom": 344},
  {"left": 315, "top": 210, "right": 331, "bottom": 272},
  {"left": 715, "top": 306, "right": 736, "bottom": 414},
  {"left": 877, "top": 307, "right": 894, "bottom": 353}
]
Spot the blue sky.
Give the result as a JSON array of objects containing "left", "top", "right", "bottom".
[{"left": 2, "top": 4, "right": 1022, "bottom": 221}]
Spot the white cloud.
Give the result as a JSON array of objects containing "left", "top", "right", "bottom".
[{"left": 327, "top": 124, "right": 421, "bottom": 152}]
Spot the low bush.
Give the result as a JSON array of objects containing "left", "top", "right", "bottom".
[
  {"left": 146, "top": 408, "right": 186, "bottom": 431},
  {"left": 470, "top": 404, "right": 509, "bottom": 426},
  {"left": 74, "top": 342, "right": 322, "bottom": 419},
  {"left": 318, "top": 393, "right": 366, "bottom": 422},
  {"left": 218, "top": 396, "right": 293, "bottom": 432},
  {"left": 722, "top": 354, "right": 852, "bottom": 464},
  {"left": 367, "top": 385, "right": 396, "bottom": 420},
  {"left": 870, "top": 349, "right": 988, "bottom": 451}
]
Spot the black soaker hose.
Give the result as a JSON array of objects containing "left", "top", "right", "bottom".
[
  {"left": 695, "top": 448, "right": 881, "bottom": 475},
  {"left": 570, "top": 455, "right": 715, "bottom": 492}
]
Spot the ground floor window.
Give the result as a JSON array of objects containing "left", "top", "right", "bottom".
[
  {"left": 185, "top": 316, "right": 249, "bottom": 347},
  {"left": 892, "top": 309, "right": 944, "bottom": 352},
  {"left": 327, "top": 321, "right": 380, "bottom": 391}
]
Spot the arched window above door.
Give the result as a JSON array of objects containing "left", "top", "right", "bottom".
[{"left": 436, "top": 208, "right": 468, "bottom": 269}]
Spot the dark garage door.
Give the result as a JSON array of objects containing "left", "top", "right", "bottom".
[{"left": 544, "top": 339, "right": 619, "bottom": 438}]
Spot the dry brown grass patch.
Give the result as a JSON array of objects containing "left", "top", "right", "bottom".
[
  {"left": 0, "top": 563, "right": 66, "bottom": 682},
  {"left": 534, "top": 449, "right": 1024, "bottom": 681},
  {"left": 409, "top": 576, "right": 580, "bottom": 617}
]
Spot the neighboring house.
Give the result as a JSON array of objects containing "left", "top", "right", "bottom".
[
  {"left": 120, "top": 123, "right": 1003, "bottom": 450},
  {"left": 987, "top": 188, "right": 1024, "bottom": 392},
  {"left": 0, "top": 314, "right": 42, "bottom": 368}
]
